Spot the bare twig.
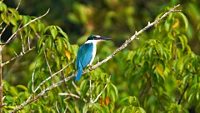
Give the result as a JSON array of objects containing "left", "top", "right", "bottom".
[
  {"left": 20, "top": 33, "right": 25, "bottom": 53},
  {"left": 59, "top": 92, "right": 80, "bottom": 99},
  {"left": 91, "top": 75, "right": 111, "bottom": 103},
  {"left": 0, "top": 24, "right": 8, "bottom": 39},
  {"left": 44, "top": 50, "right": 56, "bottom": 86},
  {"left": 11, "top": 4, "right": 181, "bottom": 113},
  {"left": 2, "top": 9, "right": 50, "bottom": 47},
  {"left": 16, "top": 0, "right": 22, "bottom": 10},
  {"left": 72, "top": 81, "right": 81, "bottom": 96},
  {"left": 71, "top": 81, "right": 87, "bottom": 102},
  {"left": 28, "top": 37, "right": 31, "bottom": 50},
  {"left": 31, "top": 61, "right": 37, "bottom": 92},
  {"left": 1, "top": 47, "right": 35, "bottom": 67},
  {"left": 44, "top": 51, "right": 53, "bottom": 75},
  {"left": 55, "top": 101, "right": 61, "bottom": 113},
  {"left": 91, "top": 83, "right": 108, "bottom": 103}
]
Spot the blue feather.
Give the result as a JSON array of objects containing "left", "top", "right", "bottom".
[
  {"left": 75, "top": 43, "right": 93, "bottom": 81},
  {"left": 75, "top": 62, "right": 83, "bottom": 81}
]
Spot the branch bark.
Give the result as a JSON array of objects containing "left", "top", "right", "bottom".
[{"left": 11, "top": 4, "right": 181, "bottom": 113}]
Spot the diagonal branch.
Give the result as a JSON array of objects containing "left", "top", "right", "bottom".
[
  {"left": 11, "top": 74, "right": 74, "bottom": 113},
  {"left": 11, "top": 4, "right": 181, "bottom": 113},
  {"left": 91, "top": 83, "right": 108, "bottom": 103},
  {"left": 44, "top": 50, "right": 53, "bottom": 75},
  {"left": 33, "top": 61, "right": 73, "bottom": 93},
  {"left": 2, "top": 9, "right": 50, "bottom": 47},
  {"left": 90, "top": 4, "right": 181, "bottom": 70},
  {"left": 59, "top": 92, "right": 80, "bottom": 99},
  {"left": 1, "top": 47, "right": 35, "bottom": 67},
  {"left": 15, "top": 0, "right": 22, "bottom": 10}
]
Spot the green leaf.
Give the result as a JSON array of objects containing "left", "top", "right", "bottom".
[
  {"left": 0, "top": 2, "right": 7, "bottom": 12},
  {"left": 178, "top": 35, "right": 188, "bottom": 51},
  {"left": 16, "top": 85, "right": 28, "bottom": 91},
  {"left": 57, "top": 26, "right": 68, "bottom": 39},
  {"left": 8, "top": 8, "right": 20, "bottom": 20},
  {"left": 80, "top": 80, "right": 89, "bottom": 97},
  {"left": 67, "top": 13, "right": 80, "bottom": 24},
  {"left": 178, "top": 12, "right": 189, "bottom": 31},
  {"left": 22, "top": 15, "right": 31, "bottom": 24},
  {"left": 83, "top": 104, "right": 89, "bottom": 113},
  {"left": 49, "top": 26, "right": 58, "bottom": 38},
  {"left": 9, "top": 17, "right": 17, "bottom": 26},
  {"left": 1, "top": 12, "right": 9, "bottom": 24},
  {"left": 138, "top": 107, "right": 146, "bottom": 113},
  {"left": 56, "top": 38, "right": 63, "bottom": 54}
]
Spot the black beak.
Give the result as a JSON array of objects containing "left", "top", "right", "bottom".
[{"left": 97, "top": 36, "right": 111, "bottom": 40}]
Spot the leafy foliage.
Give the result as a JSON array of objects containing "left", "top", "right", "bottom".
[{"left": 1, "top": 0, "right": 200, "bottom": 113}]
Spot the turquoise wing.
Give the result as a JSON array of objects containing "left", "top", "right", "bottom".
[
  {"left": 76, "top": 43, "right": 93, "bottom": 68},
  {"left": 75, "top": 43, "right": 93, "bottom": 80}
]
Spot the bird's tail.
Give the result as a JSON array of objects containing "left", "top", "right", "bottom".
[{"left": 75, "top": 67, "right": 83, "bottom": 81}]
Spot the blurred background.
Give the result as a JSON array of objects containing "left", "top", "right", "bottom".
[{"left": 4, "top": 0, "right": 200, "bottom": 52}]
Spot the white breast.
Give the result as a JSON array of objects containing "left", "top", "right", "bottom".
[
  {"left": 89, "top": 42, "right": 96, "bottom": 65},
  {"left": 85, "top": 40, "right": 98, "bottom": 66}
]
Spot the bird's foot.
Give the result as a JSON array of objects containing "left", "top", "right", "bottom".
[{"left": 88, "top": 65, "right": 93, "bottom": 71}]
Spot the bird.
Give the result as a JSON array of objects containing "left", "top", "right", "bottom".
[{"left": 75, "top": 35, "right": 110, "bottom": 81}]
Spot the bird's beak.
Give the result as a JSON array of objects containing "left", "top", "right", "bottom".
[{"left": 97, "top": 36, "right": 111, "bottom": 41}]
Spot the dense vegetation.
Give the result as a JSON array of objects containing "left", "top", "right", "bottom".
[{"left": 0, "top": 0, "right": 200, "bottom": 112}]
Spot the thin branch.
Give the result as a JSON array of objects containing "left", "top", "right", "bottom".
[
  {"left": 178, "top": 83, "right": 189, "bottom": 104},
  {"left": 28, "top": 37, "right": 31, "bottom": 50},
  {"left": 11, "top": 74, "right": 74, "bottom": 113},
  {"left": 90, "top": 4, "right": 181, "bottom": 70},
  {"left": 33, "top": 61, "right": 73, "bottom": 93},
  {"left": 44, "top": 51, "right": 53, "bottom": 75},
  {"left": 31, "top": 61, "right": 37, "bottom": 93},
  {"left": 72, "top": 81, "right": 81, "bottom": 96},
  {"left": 11, "top": 4, "right": 181, "bottom": 113},
  {"left": 55, "top": 101, "right": 60, "bottom": 113},
  {"left": 20, "top": 33, "right": 25, "bottom": 53},
  {"left": 2, "top": 9, "right": 50, "bottom": 47},
  {"left": 44, "top": 50, "right": 56, "bottom": 86},
  {"left": 59, "top": 92, "right": 80, "bottom": 99},
  {"left": 16, "top": 0, "right": 22, "bottom": 10},
  {"left": 91, "top": 83, "right": 108, "bottom": 103},
  {"left": 1, "top": 47, "right": 35, "bottom": 67},
  {"left": 71, "top": 81, "right": 87, "bottom": 102},
  {"left": 0, "top": 24, "right": 9, "bottom": 39},
  {"left": 91, "top": 75, "right": 111, "bottom": 103}
]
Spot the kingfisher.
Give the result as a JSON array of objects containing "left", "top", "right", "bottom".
[{"left": 75, "top": 35, "right": 110, "bottom": 81}]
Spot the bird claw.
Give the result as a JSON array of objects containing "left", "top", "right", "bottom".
[{"left": 88, "top": 65, "right": 93, "bottom": 71}]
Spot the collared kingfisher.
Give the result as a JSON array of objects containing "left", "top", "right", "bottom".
[{"left": 75, "top": 35, "right": 110, "bottom": 81}]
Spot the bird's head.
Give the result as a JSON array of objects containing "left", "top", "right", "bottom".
[{"left": 86, "top": 35, "right": 111, "bottom": 43}]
